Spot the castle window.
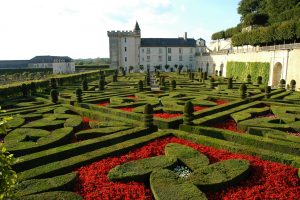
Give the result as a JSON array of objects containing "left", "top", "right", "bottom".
[
  {"left": 142, "top": 49, "right": 144, "bottom": 53},
  {"left": 125, "top": 38, "right": 127, "bottom": 43},
  {"left": 179, "top": 48, "right": 182, "bottom": 54},
  {"left": 189, "top": 55, "right": 193, "bottom": 61},
  {"left": 190, "top": 48, "right": 193, "bottom": 54},
  {"left": 147, "top": 56, "right": 150, "bottom": 62},
  {"left": 158, "top": 56, "right": 162, "bottom": 62},
  {"left": 124, "top": 47, "right": 127, "bottom": 52},
  {"left": 168, "top": 48, "right": 171, "bottom": 53},
  {"left": 168, "top": 56, "right": 171, "bottom": 61},
  {"left": 159, "top": 48, "right": 162, "bottom": 54},
  {"left": 179, "top": 55, "right": 183, "bottom": 61},
  {"left": 125, "top": 57, "right": 127, "bottom": 62},
  {"left": 146, "top": 48, "right": 150, "bottom": 54}
]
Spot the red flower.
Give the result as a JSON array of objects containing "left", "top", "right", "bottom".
[
  {"left": 153, "top": 113, "right": 183, "bottom": 119},
  {"left": 96, "top": 102, "right": 110, "bottom": 107},
  {"left": 194, "top": 106, "right": 208, "bottom": 111},
  {"left": 213, "top": 118, "right": 244, "bottom": 134},
  {"left": 74, "top": 137, "right": 300, "bottom": 200},
  {"left": 118, "top": 107, "right": 134, "bottom": 112},
  {"left": 214, "top": 99, "right": 228, "bottom": 105},
  {"left": 127, "top": 95, "right": 136, "bottom": 99}
]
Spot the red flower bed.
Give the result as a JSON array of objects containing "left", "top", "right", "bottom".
[
  {"left": 213, "top": 118, "right": 245, "bottom": 134},
  {"left": 194, "top": 106, "right": 209, "bottom": 112},
  {"left": 127, "top": 95, "right": 136, "bottom": 99},
  {"left": 81, "top": 117, "right": 97, "bottom": 130},
  {"left": 214, "top": 99, "right": 228, "bottom": 105},
  {"left": 153, "top": 113, "right": 183, "bottom": 119},
  {"left": 118, "top": 107, "right": 134, "bottom": 112},
  {"left": 96, "top": 102, "right": 110, "bottom": 107},
  {"left": 74, "top": 137, "right": 300, "bottom": 200}
]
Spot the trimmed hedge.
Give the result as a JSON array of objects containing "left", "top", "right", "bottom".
[
  {"left": 13, "top": 172, "right": 77, "bottom": 197},
  {"left": 189, "top": 159, "right": 250, "bottom": 191},
  {"left": 108, "top": 156, "right": 177, "bottom": 182},
  {"left": 150, "top": 169, "right": 207, "bottom": 200},
  {"left": 172, "top": 129, "right": 300, "bottom": 167},
  {"left": 5, "top": 127, "right": 73, "bottom": 156},
  {"left": 17, "top": 130, "right": 170, "bottom": 181},
  {"left": 75, "top": 126, "right": 131, "bottom": 140},
  {"left": 179, "top": 125, "right": 300, "bottom": 157},
  {"left": 14, "top": 191, "right": 82, "bottom": 200},
  {"left": 164, "top": 143, "right": 209, "bottom": 171}
]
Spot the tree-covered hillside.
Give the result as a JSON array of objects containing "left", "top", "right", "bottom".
[{"left": 211, "top": 0, "right": 300, "bottom": 46}]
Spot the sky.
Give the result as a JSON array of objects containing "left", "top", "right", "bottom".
[{"left": 0, "top": 0, "right": 240, "bottom": 60}]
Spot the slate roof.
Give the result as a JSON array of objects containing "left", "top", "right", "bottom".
[
  {"left": 141, "top": 38, "right": 196, "bottom": 47},
  {"left": 0, "top": 60, "right": 29, "bottom": 69},
  {"left": 29, "top": 56, "right": 72, "bottom": 63}
]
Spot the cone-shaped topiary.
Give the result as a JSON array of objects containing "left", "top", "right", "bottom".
[
  {"left": 82, "top": 79, "right": 88, "bottom": 91},
  {"left": 257, "top": 76, "right": 262, "bottom": 85},
  {"left": 247, "top": 74, "right": 251, "bottom": 83},
  {"left": 227, "top": 77, "right": 233, "bottom": 89},
  {"left": 143, "top": 104, "right": 154, "bottom": 128},
  {"left": 280, "top": 79, "right": 286, "bottom": 89},
  {"left": 219, "top": 70, "right": 222, "bottom": 77},
  {"left": 76, "top": 88, "right": 82, "bottom": 103},
  {"left": 113, "top": 74, "right": 118, "bottom": 82},
  {"left": 215, "top": 70, "right": 218, "bottom": 76},
  {"left": 265, "top": 86, "right": 271, "bottom": 98},
  {"left": 171, "top": 80, "right": 176, "bottom": 90},
  {"left": 240, "top": 83, "right": 247, "bottom": 99},
  {"left": 210, "top": 77, "right": 215, "bottom": 89},
  {"left": 290, "top": 80, "right": 296, "bottom": 91},
  {"left": 30, "top": 82, "right": 36, "bottom": 95},
  {"left": 203, "top": 72, "right": 208, "bottom": 80},
  {"left": 183, "top": 101, "right": 194, "bottom": 125},
  {"left": 50, "top": 89, "right": 59, "bottom": 104},
  {"left": 21, "top": 83, "right": 28, "bottom": 97},
  {"left": 138, "top": 80, "right": 143, "bottom": 92},
  {"left": 50, "top": 78, "right": 57, "bottom": 89},
  {"left": 99, "top": 75, "right": 105, "bottom": 91}
]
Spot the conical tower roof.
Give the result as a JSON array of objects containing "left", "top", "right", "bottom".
[{"left": 134, "top": 21, "right": 140, "bottom": 31}]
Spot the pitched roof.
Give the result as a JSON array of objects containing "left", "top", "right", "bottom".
[
  {"left": 29, "top": 56, "right": 72, "bottom": 63},
  {"left": 0, "top": 60, "right": 29, "bottom": 69},
  {"left": 141, "top": 38, "right": 196, "bottom": 47}
]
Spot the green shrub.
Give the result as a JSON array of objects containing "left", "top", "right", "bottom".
[
  {"left": 265, "top": 86, "right": 271, "bottom": 98},
  {"left": 144, "top": 104, "right": 154, "bottom": 128},
  {"left": 0, "top": 147, "right": 18, "bottom": 200},
  {"left": 211, "top": 31, "right": 225, "bottom": 40},
  {"left": 239, "top": 83, "right": 247, "bottom": 99},
  {"left": 138, "top": 80, "right": 143, "bottom": 92},
  {"left": 21, "top": 83, "right": 28, "bottom": 97},
  {"left": 50, "top": 89, "right": 59, "bottom": 104},
  {"left": 82, "top": 79, "right": 88, "bottom": 91},
  {"left": 183, "top": 101, "right": 194, "bottom": 125},
  {"left": 14, "top": 191, "right": 82, "bottom": 200},
  {"left": 227, "top": 77, "right": 233, "bottom": 89},
  {"left": 290, "top": 80, "right": 296, "bottom": 91},
  {"left": 75, "top": 88, "right": 82, "bottom": 103}
]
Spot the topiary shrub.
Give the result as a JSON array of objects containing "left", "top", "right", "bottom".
[
  {"left": 138, "top": 80, "right": 143, "bottom": 92},
  {"left": 76, "top": 88, "right": 82, "bottom": 103},
  {"left": 99, "top": 75, "right": 105, "bottom": 91},
  {"left": 183, "top": 101, "right": 194, "bottom": 125},
  {"left": 210, "top": 77, "right": 215, "bottom": 89},
  {"left": 240, "top": 83, "right": 247, "bottom": 99},
  {"left": 203, "top": 72, "right": 208, "bottom": 80},
  {"left": 257, "top": 76, "right": 263, "bottom": 85},
  {"left": 82, "top": 79, "right": 88, "bottom": 91},
  {"left": 280, "top": 79, "right": 286, "bottom": 89},
  {"left": 50, "top": 78, "right": 57, "bottom": 89},
  {"left": 227, "top": 77, "right": 233, "bottom": 89},
  {"left": 143, "top": 104, "right": 154, "bottom": 128},
  {"left": 50, "top": 89, "right": 59, "bottom": 104},
  {"left": 171, "top": 80, "right": 176, "bottom": 91},
  {"left": 21, "top": 83, "right": 28, "bottom": 97},
  {"left": 247, "top": 74, "right": 251, "bottom": 83},
  {"left": 30, "top": 82, "right": 37, "bottom": 95},
  {"left": 219, "top": 70, "right": 222, "bottom": 77},
  {"left": 265, "top": 86, "right": 271, "bottom": 98},
  {"left": 290, "top": 79, "right": 296, "bottom": 91}
]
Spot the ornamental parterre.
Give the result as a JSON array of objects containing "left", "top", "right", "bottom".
[{"left": 74, "top": 137, "right": 300, "bottom": 200}]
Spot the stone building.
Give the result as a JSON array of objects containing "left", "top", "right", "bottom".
[
  {"left": 28, "top": 56, "right": 75, "bottom": 74},
  {"left": 107, "top": 22, "right": 206, "bottom": 72}
]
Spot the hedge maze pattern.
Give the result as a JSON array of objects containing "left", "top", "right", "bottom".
[{"left": 1, "top": 70, "right": 300, "bottom": 199}]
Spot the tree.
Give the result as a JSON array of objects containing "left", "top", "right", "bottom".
[
  {"left": 139, "top": 65, "right": 144, "bottom": 71},
  {"left": 143, "top": 104, "right": 154, "bottom": 128},
  {"left": 129, "top": 66, "right": 134, "bottom": 73},
  {"left": 238, "top": 0, "right": 261, "bottom": 19},
  {"left": 240, "top": 83, "right": 248, "bottom": 99},
  {"left": 164, "top": 65, "right": 170, "bottom": 72},
  {"left": 76, "top": 88, "right": 83, "bottom": 103},
  {"left": 243, "top": 13, "right": 269, "bottom": 26},
  {"left": 50, "top": 89, "right": 59, "bottom": 103},
  {"left": 183, "top": 101, "right": 194, "bottom": 125}
]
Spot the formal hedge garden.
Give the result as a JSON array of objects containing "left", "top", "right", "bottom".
[{"left": 0, "top": 70, "right": 300, "bottom": 199}]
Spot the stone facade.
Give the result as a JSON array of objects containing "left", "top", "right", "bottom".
[{"left": 107, "top": 22, "right": 206, "bottom": 72}]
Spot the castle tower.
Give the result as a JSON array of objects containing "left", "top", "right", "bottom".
[{"left": 107, "top": 22, "right": 141, "bottom": 71}]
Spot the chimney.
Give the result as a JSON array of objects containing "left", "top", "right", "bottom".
[{"left": 184, "top": 32, "right": 187, "bottom": 40}]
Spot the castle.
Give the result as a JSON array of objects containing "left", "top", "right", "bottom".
[{"left": 107, "top": 22, "right": 206, "bottom": 72}]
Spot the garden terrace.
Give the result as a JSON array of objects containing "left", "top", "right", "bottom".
[{"left": 0, "top": 71, "right": 300, "bottom": 199}]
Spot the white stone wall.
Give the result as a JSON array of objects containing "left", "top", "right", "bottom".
[
  {"left": 197, "top": 49, "right": 300, "bottom": 90},
  {"left": 139, "top": 46, "right": 196, "bottom": 72},
  {"left": 52, "top": 62, "right": 75, "bottom": 74}
]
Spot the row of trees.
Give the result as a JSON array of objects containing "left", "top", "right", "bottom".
[{"left": 231, "top": 19, "right": 300, "bottom": 46}]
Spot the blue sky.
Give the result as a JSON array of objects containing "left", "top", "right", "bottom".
[{"left": 0, "top": 0, "right": 240, "bottom": 60}]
